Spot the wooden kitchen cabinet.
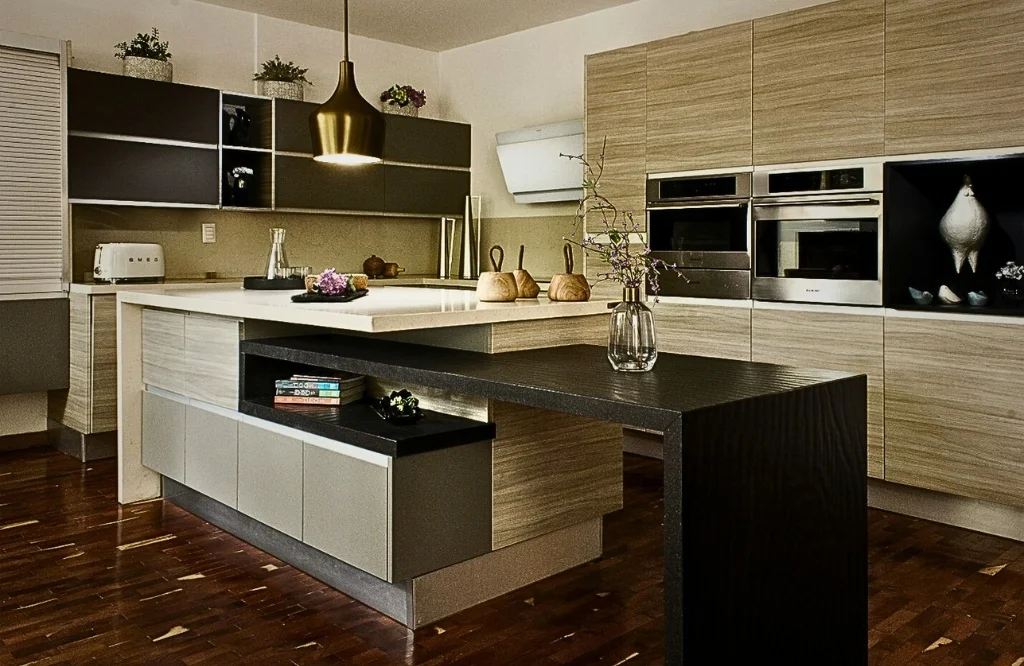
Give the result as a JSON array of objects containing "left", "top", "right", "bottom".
[
  {"left": 49, "top": 293, "right": 116, "bottom": 435},
  {"left": 585, "top": 44, "right": 647, "bottom": 220},
  {"left": 884, "top": 317, "right": 1024, "bottom": 507},
  {"left": 646, "top": 22, "right": 753, "bottom": 173},
  {"left": 884, "top": 0, "right": 1024, "bottom": 154},
  {"left": 655, "top": 303, "right": 751, "bottom": 362},
  {"left": 752, "top": 0, "right": 884, "bottom": 165},
  {"left": 751, "top": 308, "right": 884, "bottom": 479}
]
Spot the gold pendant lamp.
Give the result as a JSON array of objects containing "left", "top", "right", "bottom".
[{"left": 310, "top": 0, "right": 385, "bottom": 165}]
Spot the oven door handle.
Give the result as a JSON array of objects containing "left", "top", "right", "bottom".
[
  {"left": 752, "top": 197, "right": 879, "bottom": 207},
  {"left": 647, "top": 202, "right": 749, "bottom": 210}
]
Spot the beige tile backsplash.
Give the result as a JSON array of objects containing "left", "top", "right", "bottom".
[
  {"left": 72, "top": 206, "right": 579, "bottom": 283},
  {"left": 71, "top": 206, "right": 441, "bottom": 280}
]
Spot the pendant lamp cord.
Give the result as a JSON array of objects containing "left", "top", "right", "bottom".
[{"left": 343, "top": 0, "right": 350, "bottom": 61}]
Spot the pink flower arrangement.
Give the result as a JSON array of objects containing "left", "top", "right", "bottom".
[{"left": 313, "top": 268, "right": 351, "bottom": 296}]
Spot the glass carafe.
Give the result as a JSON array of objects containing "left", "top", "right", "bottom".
[
  {"left": 265, "top": 228, "right": 289, "bottom": 279},
  {"left": 608, "top": 287, "right": 657, "bottom": 372}
]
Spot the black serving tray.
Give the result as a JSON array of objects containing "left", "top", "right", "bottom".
[
  {"left": 244, "top": 276, "right": 305, "bottom": 290},
  {"left": 291, "top": 289, "right": 369, "bottom": 304}
]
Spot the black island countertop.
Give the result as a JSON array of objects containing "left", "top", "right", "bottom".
[{"left": 240, "top": 334, "right": 869, "bottom": 666}]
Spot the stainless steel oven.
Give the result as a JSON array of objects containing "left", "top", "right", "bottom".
[
  {"left": 647, "top": 171, "right": 751, "bottom": 299},
  {"left": 752, "top": 163, "right": 883, "bottom": 305}
]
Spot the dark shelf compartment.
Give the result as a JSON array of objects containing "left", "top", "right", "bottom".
[
  {"left": 239, "top": 397, "right": 495, "bottom": 457},
  {"left": 222, "top": 94, "right": 273, "bottom": 150},
  {"left": 222, "top": 150, "right": 272, "bottom": 208},
  {"left": 888, "top": 302, "right": 1024, "bottom": 317}
]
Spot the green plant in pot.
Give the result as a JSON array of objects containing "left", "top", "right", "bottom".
[
  {"left": 379, "top": 84, "right": 426, "bottom": 117},
  {"left": 254, "top": 55, "right": 311, "bottom": 101},
  {"left": 115, "top": 28, "right": 172, "bottom": 82}
]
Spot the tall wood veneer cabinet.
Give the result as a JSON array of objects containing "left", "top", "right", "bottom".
[
  {"left": 751, "top": 309, "right": 884, "bottom": 479},
  {"left": 655, "top": 304, "right": 751, "bottom": 362},
  {"left": 884, "top": 0, "right": 1024, "bottom": 154},
  {"left": 646, "top": 22, "right": 753, "bottom": 173},
  {"left": 49, "top": 294, "right": 117, "bottom": 435},
  {"left": 752, "top": 0, "right": 884, "bottom": 165},
  {"left": 884, "top": 317, "right": 1024, "bottom": 507},
  {"left": 584, "top": 44, "right": 647, "bottom": 220}
]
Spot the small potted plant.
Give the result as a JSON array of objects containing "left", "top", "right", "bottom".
[
  {"left": 996, "top": 261, "right": 1023, "bottom": 305},
  {"left": 254, "top": 55, "right": 311, "bottom": 101},
  {"left": 380, "top": 84, "right": 426, "bottom": 117},
  {"left": 115, "top": 28, "right": 172, "bottom": 82}
]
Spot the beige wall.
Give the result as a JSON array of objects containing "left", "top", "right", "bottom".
[
  {"left": 0, "top": 393, "right": 48, "bottom": 437},
  {"left": 479, "top": 216, "right": 578, "bottom": 281},
  {"left": 72, "top": 206, "right": 439, "bottom": 280}
]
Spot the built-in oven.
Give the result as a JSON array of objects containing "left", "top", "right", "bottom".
[
  {"left": 752, "top": 163, "right": 883, "bottom": 306},
  {"left": 647, "top": 171, "right": 751, "bottom": 299}
]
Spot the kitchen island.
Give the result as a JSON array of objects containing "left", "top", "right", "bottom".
[{"left": 115, "top": 285, "right": 867, "bottom": 665}]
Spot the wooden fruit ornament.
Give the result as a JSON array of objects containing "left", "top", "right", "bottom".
[
  {"left": 547, "top": 243, "right": 591, "bottom": 302},
  {"left": 513, "top": 245, "right": 540, "bottom": 299},
  {"left": 476, "top": 245, "right": 519, "bottom": 302}
]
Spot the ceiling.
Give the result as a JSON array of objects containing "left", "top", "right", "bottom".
[{"left": 197, "top": 0, "right": 640, "bottom": 51}]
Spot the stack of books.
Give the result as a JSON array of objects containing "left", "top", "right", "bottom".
[{"left": 273, "top": 373, "right": 365, "bottom": 406}]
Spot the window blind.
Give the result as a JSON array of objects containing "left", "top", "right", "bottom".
[{"left": 0, "top": 42, "right": 65, "bottom": 295}]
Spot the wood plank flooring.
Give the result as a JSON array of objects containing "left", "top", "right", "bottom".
[{"left": 1, "top": 447, "right": 1022, "bottom": 665}]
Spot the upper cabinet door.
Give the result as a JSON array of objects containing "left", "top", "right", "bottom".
[
  {"left": 885, "top": 0, "right": 1024, "bottom": 155},
  {"left": 646, "top": 22, "right": 753, "bottom": 173},
  {"left": 753, "top": 0, "right": 884, "bottom": 165},
  {"left": 585, "top": 44, "right": 647, "bottom": 220}
]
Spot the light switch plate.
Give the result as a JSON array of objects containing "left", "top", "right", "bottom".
[{"left": 202, "top": 223, "right": 216, "bottom": 244}]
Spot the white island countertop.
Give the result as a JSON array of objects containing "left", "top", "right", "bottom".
[{"left": 118, "top": 285, "right": 613, "bottom": 333}]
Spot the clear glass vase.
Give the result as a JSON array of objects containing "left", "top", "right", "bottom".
[{"left": 607, "top": 287, "right": 657, "bottom": 372}]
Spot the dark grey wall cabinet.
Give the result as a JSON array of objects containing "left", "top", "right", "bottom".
[
  {"left": 274, "top": 99, "right": 318, "bottom": 154},
  {"left": 384, "top": 166, "right": 471, "bottom": 215},
  {"left": 69, "top": 135, "right": 220, "bottom": 205},
  {"left": 68, "top": 68, "right": 219, "bottom": 144},
  {"left": 0, "top": 298, "right": 69, "bottom": 395},
  {"left": 275, "top": 156, "right": 385, "bottom": 211},
  {"left": 384, "top": 115, "right": 471, "bottom": 168}
]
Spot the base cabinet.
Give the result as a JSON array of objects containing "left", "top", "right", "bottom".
[
  {"left": 184, "top": 405, "right": 238, "bottom": 508},
  {"left": 303, "top": 444, "right": 390, "bottom": 580},
  {"left": 884, "top": 317, "right": 1024, "bottom": 507},
  {"left": 237, "top": 422, "right": 304, "bottom": 539},
  {"left": 656, "top": 304, "right": 751, "bottom": 361},
  {"left": 752, "top": 309, "right": 884, "bottom": 479},
  {"left": 141, "top": 391, "right": 186, "bottom": 483}
]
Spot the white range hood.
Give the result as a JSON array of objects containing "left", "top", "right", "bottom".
[{"left": 495, "top": 120, "right": 584, "bottom": 204}]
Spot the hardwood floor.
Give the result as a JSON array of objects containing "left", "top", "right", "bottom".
[{"left": 1, "top": 448, "right": 1022, "bottom": 665}]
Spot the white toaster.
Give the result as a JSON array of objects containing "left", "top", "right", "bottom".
[{"left": 93, "top": 243, "right": 165, "bottom": 283}]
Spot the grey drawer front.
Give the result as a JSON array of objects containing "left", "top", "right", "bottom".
[
  {"left": 141, "top": 391, "right": 186, "bottom": 482},
  {"left": 185, "top": 405, "right": 239, "bottom": 508},
  {"left": 303, "top": 444, "right": 389, "bottom": 580},
  {"left": 237, "top": 422, "right": 303, "bottom": 539},
  {"left": 0, "top": 298, "right": 69, "bottom": 395}
]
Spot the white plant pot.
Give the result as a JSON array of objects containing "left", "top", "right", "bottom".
[
  {"left": 122, "top": 56, "right": 172, "bottom": 82},
  {"left": 382, "top": 103, "right": 418, "bottom": 117},
  {"left": 259, "top": 80, "right": 304, "bottom": 101}
]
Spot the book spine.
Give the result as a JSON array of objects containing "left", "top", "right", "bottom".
[
  {"left": 275, "top": 388, "right": 341, "bottom": 398},
  {"left": 275, "top": 381, "right": 341, "bottom": 390},
  {"left": 274, "top": 396, "right": 341, "bottom": 406}
]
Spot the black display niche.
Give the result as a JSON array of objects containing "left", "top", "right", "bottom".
[{"left": 885, "top": 155, "right": 1024, "bottom": 316}]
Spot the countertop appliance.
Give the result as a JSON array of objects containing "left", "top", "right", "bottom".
[
  {"left": 93, "top": 243, "right": 165, "bottom": 283},
  {"left": 647, "top": 171, "right": 752, "bottom": 298},
  {"left": 752, "top": 162, "right": 883, "bottom": 306}
]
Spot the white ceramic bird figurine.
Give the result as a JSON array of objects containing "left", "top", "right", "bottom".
[{"left": 939, "top": 176, "right": 990, "bottom": 273}]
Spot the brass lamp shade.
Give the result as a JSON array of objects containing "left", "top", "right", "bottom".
[{"left": 310, "top": 60, "right": 385, "bottom": 165}]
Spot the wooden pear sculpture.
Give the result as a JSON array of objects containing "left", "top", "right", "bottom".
[
  {"left": 476, "top": 245, "right": 519, "bottom": 302},
  {"left": 939, "top": 175, "right": 990, "bottom": 273},
  {"left": 513, "top": 245, "right": 541, "bottom": 299},
  {"left": 547, "top": 243, "right": 591, "bottom": 302}
]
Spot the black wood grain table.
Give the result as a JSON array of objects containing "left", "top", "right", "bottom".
[{"left": 240, "top": 335, "right": 868, "bottom": 666}]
